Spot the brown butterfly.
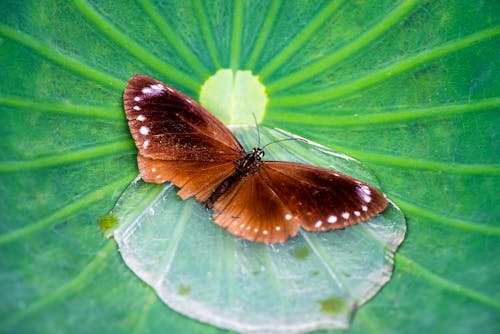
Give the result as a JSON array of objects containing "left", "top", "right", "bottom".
[{"left": 123, "top": 74, "right": 388, "bottom": 244}]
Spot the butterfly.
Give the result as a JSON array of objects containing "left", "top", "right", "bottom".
[{"left": 123, "top": 74, "right": 388, "bottom": 244}]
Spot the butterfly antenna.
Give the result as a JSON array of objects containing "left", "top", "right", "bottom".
[
  {"left": 252, "top": 113, "right": 261, "bottom": 148},
  {"left": 261, "top": 137, "right": 307, "bottom": 150}
]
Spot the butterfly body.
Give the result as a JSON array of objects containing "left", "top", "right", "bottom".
[
  {"left": 206, "top": 147, "right": 264, "bottom": 209},
  {"left": 124, "top": 74, "right": 388, "bottom": 244}
]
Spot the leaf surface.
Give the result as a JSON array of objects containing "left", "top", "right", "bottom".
[{"left": 0, "top": 1, "right": 498, "bottom": 333}]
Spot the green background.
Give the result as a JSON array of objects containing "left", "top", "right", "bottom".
[{"left": 0, "top": 1, "right": 498, "bottom": 333}]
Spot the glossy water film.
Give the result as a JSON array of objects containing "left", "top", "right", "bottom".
[{"left": 104, "top": 126, "right": 406, "bottom": 333}]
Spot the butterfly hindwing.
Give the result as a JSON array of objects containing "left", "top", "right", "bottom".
[
  {"left": 137, "top": 156, "right": 236, "bottom": 202},
  {"left": 211, "top": 172, "right": 300, "bottom": 244}
]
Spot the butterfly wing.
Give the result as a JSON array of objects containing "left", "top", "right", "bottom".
[
  {"left": 124, "top": 75, "right": 243, "bottom": 201},
  {"left": 262, "top": 162, "right": 388, "bottom": 232},
  {"left": 124, "top": 74, "right": 243, "bottom": 161},
  {"left": 211, "top": 161, "right": 388, "bottom": 243},
  {"left": 211, "top": 172, "right": 301, "bottom": 244},
  {"left": 136, "top": 156, "right": 238, "bottom": 201}
]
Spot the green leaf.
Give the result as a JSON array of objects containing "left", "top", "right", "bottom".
[{"left": 1, "top": 1, "right": 498, "bottom": 334}]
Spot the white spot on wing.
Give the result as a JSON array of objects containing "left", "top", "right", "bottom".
[
  {"left": 361, "top": 185, "right": 371, "bottom": 195},
  {"left": 327, "top": 215, "right": 337, "bottom": 223},
  {"left": 354, "top": 211, "right": 361, "bottom": 217},
  {"left": 133, "top": 105, "right": 141, "bottom": 111},
  {"left": 142, "top": 87, "right": 152, "bottom": 94},
  {"left": 151, "top": 84, "right": 164, "bottom": 90},
  {"left": 276, "top": 226, "right": 281, "bottom": 231},
  {"left": 136, "top": 115, "right": 146, "bottom": 121},
  {"left": 134, "top": 96, "right": 141, "bottom": 101},
  {"left": 151, "top": 167, "right": 156, "bottom": 172},
  {"left": 254, "top": 228, "right": 259, "bottom": 233},
  {"left": 263, "top": 230, "right": 268, "bottom": 235},
  {"left": 362, "top": 205, "right": 368, "bottom": 212},
  {"left": 342, "top": 212, "right": 350, "bottom": 220},
  {"left": 315, "top": 220, "right": 322, "bottom": 228},
  {"left": 363, "top": 195, "right": 372, "bottom": 203},
  {"left": 140, "top": 126, "right": 150, "bottom": 135},
  {"left": 285, "top": 214, "right": 292, "bottom": 220},
  {"left": 142, "top": 140, "right": 149, "bottom": 148}
]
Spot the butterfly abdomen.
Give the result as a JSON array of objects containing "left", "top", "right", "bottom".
[{"left": 205, "top": 172, "right": 244, "bottom": 209}]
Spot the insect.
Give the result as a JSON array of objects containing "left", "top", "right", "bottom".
[{"left": 124, "top": 74, "right": 388, "bottom": 244}]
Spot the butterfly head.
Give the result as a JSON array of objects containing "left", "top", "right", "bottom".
[
  {"left": 235, "top": 147, "right": 265, "bottom": 175},
  {"left": 252, "top": 147, "right": 265, "bottom": 160}
]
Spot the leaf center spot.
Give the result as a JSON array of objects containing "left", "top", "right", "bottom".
[{"left": 200, "top": 69, "right": 267, "bottom": 125}]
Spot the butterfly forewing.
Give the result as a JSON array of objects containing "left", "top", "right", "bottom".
[
  {"left": 124, "top": 74, "right": 244, "bottom": 201},
  {"left": 261, "top": 162, "right": 388, "bottom": 232},
  {"left": 124, "top": 75, "right": 243, "bottom": 162}
]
